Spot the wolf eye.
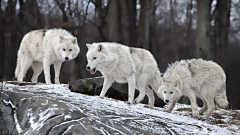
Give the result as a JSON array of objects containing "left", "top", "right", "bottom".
[
  {"left": 170, "top": 92, "right": 173, "bottom": 94},
  {"left": 164, "top": 91, "right": 166, "bottom": 93},
  {"left": 93, "top": 57, "right": 97, "bottom": 60},
  {"left": 63, "top": 49, "right": 66, "bottom": 51},
  {"left": 69, "top": 49, "right": 72, "bottom": 51}
]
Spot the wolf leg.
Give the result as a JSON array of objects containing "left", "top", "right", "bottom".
[
  {"left": 199, "top": 98, "right": 208, "bottom": 115},
  {"left": 164, "top": 97, "right": 180, "bottom": 113},
  {"left": 202, "top": 98, "right": 215, "bottom": 118},
  {"left": 201, "top": 88, "right": 215, "bottom": 118},
  {"left": 18, "top": 55, "right": 32, "bottom": 82},
  {"left": 134, "top": 83, "right": 146, "bottom": 104},
  {"left": 43, "top": 59, "right": 52, "bottom": 85},
  {"left": 127, "top": 74, "right": 136, "bottom": 104},
  {"left": 99, "top": 77, "right": 113, "bottom": 98},
  {"left": 31, "top": 62, "right": 43, "bottom": 83},
  {"left": 145, "top": 86, "right": 155, "bottom": 108},
  {"left": 188, "top": 91, "right": 199, "bottom": 117},
  {"left": 54, "top": 61, "right": 62, "bottom": 84}
]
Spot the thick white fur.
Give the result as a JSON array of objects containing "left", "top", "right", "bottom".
[
  {"left": 15, "top": 29, "right": 80, "bottom": 84},
  {"left": 158, "top": 58, "right": 229, "bottom": 118},
  {"left": 86, "top": 42, "right": 162, "bottom": 107}
]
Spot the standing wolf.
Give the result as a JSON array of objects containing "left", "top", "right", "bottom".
[
  {"left": 157, "top": 58, "right": 229, "bottom": 118},
  {"left": 15, "top": 28, "right": 80, "bottom": 84},
  {"left": 86, "top": 42, "right": 162, "bottom": 107}
]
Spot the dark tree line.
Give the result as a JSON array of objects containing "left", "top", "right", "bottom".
[{"left": 0, "top": 0, "right": 239, "bottom": 109}]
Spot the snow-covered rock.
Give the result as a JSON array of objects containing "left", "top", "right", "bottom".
[{"left": 0, "top": 82, "right": 239, "bottom": 135}]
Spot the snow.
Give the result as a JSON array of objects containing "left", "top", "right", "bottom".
[
  {"left": 3, "top": 99, "right": 23, "bottom": 134},
  {"left": 64, "top": 114, "right": 72, "bottom": 120},
  {"left": 1, "top": 82, "right": 239, "bottom": 134},
  {"left": 25, "top": 108, "right": 57, "bottom": 135},
  {"left": 62, "top": 125, "right": 74, "bottom": 135}
]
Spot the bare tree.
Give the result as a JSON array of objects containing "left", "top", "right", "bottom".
[
  {"left": 196, "top": 0, "right": 212, "bottom": 59},
  {"left": 184, "top": 0, "right": 193, "bottom": 57},
  {"left": 91, "top": 0, "right": 109, "bottom": 41},
  {"left": 137, "top": 0, "right": 151, "bottom": 50},
  {"left": 126, "top": 0, "right": 137, "bottom": 47},
  {"left": 107, "top": 0, "right": 120, "bottom": 42},
  {"left": 212, "top": 0, "right": 231, "bottom": 69},
  {"left": 170, "top": 0, "right": 176, "bottom": 29},
  {"left": 55, "top": 0, "right": 68, "bottom": 22}
]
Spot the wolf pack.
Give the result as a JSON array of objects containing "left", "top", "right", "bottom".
[{"left": 15, "top": 28, "right": 229, "bottom": 119}]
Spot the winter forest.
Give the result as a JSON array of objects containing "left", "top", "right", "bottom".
[{"left": 0, "top": 0, "right": 239, "bottom": 109}]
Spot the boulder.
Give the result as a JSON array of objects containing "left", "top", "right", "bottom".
[{"left": 0, "top": 82, "right": 238, "bottom": 134}]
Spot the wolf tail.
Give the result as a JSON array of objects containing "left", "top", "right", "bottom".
[
  {"left": 14, "top": 50, "right": 21, "bottom": 79},
  {"left": 215, "top": 83, "right": 229, "bottom": 109}
]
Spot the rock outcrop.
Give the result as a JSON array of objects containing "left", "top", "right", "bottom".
[
  {"left": 0, "top": 82, "right": 239, "bottom": 135},
  {"left": 0, "top": 82, "right": 167, "bottom": 135}
]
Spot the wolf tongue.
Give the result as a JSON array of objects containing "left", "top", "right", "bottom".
[{"left": 90, "top": 70, "right": 94, "bottom": 74}]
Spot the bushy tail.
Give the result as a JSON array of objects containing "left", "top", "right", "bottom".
[
  {"left": 215, "top": 83, "right": 229, "bottom": 109},
  {"left": 14, "top": 51, "right": 20, "bottom": 80}
]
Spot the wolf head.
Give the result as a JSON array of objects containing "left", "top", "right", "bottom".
[
  {"left": 56, "top": 36, "right": 80, "bottom": 61},
  {"left": 158, "top": 79, "right": 182, "bottom": 104},
  {"left": 86, "top": 43, "right": 108, "bottom": 74}
]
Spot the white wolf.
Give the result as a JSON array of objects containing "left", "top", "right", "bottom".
[
  {"left": 157, "top": 58, "right": 229, "bottom": 118},
  {"left": 86, "top": 42, "right": 162, "bottom": 107},
  {"left": 15, "top": 28, "right": 80, "bottom": 84}
]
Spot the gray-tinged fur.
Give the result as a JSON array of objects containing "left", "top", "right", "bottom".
[
  {"left": 158, "top": 58, "right": 229, "bottom": 118},
  {"left": 86, "top": 42, "right": 162, "bottom": 107}
]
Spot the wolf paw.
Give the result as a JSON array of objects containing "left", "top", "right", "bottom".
[
  {"left": 201, "top": 115, "right": 208, "bottom": 119},
  {"left": 55, "top": 82, "right": 60, "bottom": 84},
  {"left": 46, "top": 82, "right": 52, "bottom": 85},
  {"left": 134, "top": 99, "right": 141, "bottom": 104},
  {"left": 197, "top": 115, "right": 207, "bottom": 120},
  {"left": 98, "top": 96, "right": 104, "bottom": 99},
  {"left": 163, "top": 109, "right": 171, "bottom": 113},
  {"left": 192, "top": 111, "right": 199, "bottom": 118},
  {"left": 144, "top": 105, "right": 153, "bottom": 108},
  {"left": 125, "top": 101, "right": 133, "bottom": 105}
]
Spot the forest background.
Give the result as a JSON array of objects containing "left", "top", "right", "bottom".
[{"left": 0, "top": 0, "right": 239, "bottom": 109}]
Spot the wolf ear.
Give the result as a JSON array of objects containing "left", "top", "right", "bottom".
[
  {"left": 173, "top": 80, "right": 181, "bottom": 88},
  {"left": 86, "top": 43, "right": 92, "bottom": 49},
  {"left": 59, "top": 36, "right": 64, "bottom": 43},
  {"left": 98, "top": 44, "right": 103, "bottom": 51},
  {"left": 72, "top": 37, "right": 77, "bottom": 44}
]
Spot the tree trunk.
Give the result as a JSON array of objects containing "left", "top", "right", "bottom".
[
  {"left": 212, "top": 0, "right": 231, "bottom": 69},
  {"left": 107, "top": 0, "right": 120, "bottom": 42},
  {"left": 184, "top": 0, "right": 193, "bottom": 58},
  {"left": 126, "top": 0, "right": 137, "bottom": 47},
  {"left": 4, "top": 0, "right": 17, "bottom": 80},
  {"left": 196, "top": 0, "right": 212, "bottom": 59},
  {"left": 170, "top": 0, "right": 176, "bottom": 29},
  {"left": 55, "top": 0, "right": 68, "bottom": 22},
  {"left": 0, "top": 0, "right": 4, "bottom": 78},
  {"left": 137, "top": 0, "right": 151, "bottom": 50},
  {"left": 119, "top": 0, "right": 130, "bottom": 45}
]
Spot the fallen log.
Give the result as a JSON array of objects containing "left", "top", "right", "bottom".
[{"left": 69, "top": 77, "right": 165, "bottom": 107}]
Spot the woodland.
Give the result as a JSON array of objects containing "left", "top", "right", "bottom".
[{"left": 0, "top": 0, "right": 239, "bottom": 109}]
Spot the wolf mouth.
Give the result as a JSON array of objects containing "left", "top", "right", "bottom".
[{"left": 90, "top": 68, "right": 96, "bottom": 74}]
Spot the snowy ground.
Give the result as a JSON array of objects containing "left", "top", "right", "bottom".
[{"left": 1, "top": 82, "right": 240, "bottom": 135}]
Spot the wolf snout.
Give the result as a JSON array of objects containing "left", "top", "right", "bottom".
[
  {"left": 165, "top": 99, "right": 169, "bottom": 103},
  {"left": 65, "top": 57, "right": 69, "bottom": 61},
  {"left": 86, "top": 66, "right": 90, "bottom": 70}
]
